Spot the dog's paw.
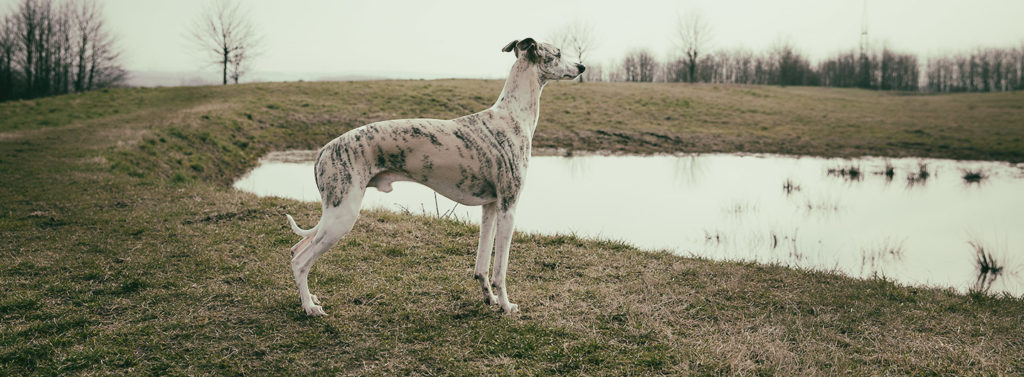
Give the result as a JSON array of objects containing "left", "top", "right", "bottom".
[
  {"left": 484, "top": 294, "right": 499, "bottom": 306},
  {"left": 310, "top": 294, "right": 321, "bottom": 305},
  {"left": 501, "top": 303, "right": 519, "bottom": 315},
  {"left": 304, "top": 304, "right": 328, "bottom": 317}
]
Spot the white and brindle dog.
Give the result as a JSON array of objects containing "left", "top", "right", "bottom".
[{"left": 285, "top": 38, "right": 585, "bottom": 316}]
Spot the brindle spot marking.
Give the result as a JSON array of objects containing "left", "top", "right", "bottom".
[
  {"left": 375, "top": 145, "right": 408, "bottom": 171},
  {"left": 427, "top": 132, "right": 442, "bottom": 147},
  {"left": 420, "top": 154, "right": 433, "bottom": 182},
  {"left": 407, "top": 125, "right": 444, "bottom": 147},
  {"left": 457, "top": 166, "right": 469, "bottom": 189},
  {"left": 475, "top": 178, "right": 496, "bottom": 198},
  {"left": 453, "top": 129, "right": 473, "bottom": 151},
  {"left": 314, "top": 147, "right": 328, "bottom": 188}
]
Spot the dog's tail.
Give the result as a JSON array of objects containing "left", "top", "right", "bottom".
[
  {"left": 286, "top": 214, "right": 317, "bottom": 237},
  {"left": 287, "top": 214, "right": 321, "bottom": 257}
]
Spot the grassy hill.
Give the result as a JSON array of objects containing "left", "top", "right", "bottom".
[{"left": 1, "top": 81, "right": 1022, "bottom": 375}]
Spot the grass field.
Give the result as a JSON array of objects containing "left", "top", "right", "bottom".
[{"left": 1, "top": 81, "right": 1023, "bottom": 375}]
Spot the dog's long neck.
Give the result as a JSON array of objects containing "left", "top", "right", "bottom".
[{"left": 492, "top": 58, "right": 545, "bottom": 140}]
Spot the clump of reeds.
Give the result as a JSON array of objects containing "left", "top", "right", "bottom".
[
  {"left": 970, "top": 240, "right": 1003, "bottom": 276},
  {"left": 906, "top": 162, "right": 930, "bottom": 187},
  {"left": 827, "top": 165, "right": 862, "bottom": 181},
  {"left": 782, "top": 179, "right": 801, "bottom": 195},
  {"left": 873, "top": 160, "right": 895, "bottom": 181},
  {"left": 968, "top": 239, "right": 1006, "bottom": 293},
  {"left": 961, "top": 169, "right": 986, "bottom": 184}
]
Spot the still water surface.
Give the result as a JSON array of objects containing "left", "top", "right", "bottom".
[{"left": 235, "top": 152, "right": 1024, "bottom": 296}]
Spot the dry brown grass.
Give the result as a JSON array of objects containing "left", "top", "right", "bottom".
[{"left": 1, "top": 81, "right": 1023, "bottom": 375}]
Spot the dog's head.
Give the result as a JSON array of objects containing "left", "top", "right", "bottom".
[{"left": 502, "top": 38, "right": 585, "bottom": 81}]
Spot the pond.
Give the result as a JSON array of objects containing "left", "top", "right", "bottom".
[{"left": 235, "top": 151, "right": 1024, "bottom": 296}]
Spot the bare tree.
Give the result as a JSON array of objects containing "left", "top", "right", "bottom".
[
  {"left": 14, "top": 0, "right": 44, "bottom": 96},
  {"left": 0, "top": 15, "right": 16, "bottom": 100},
  {"left": 228, "top": 48, "right": 246, "bottom": 84},
  {"left": 86, "top": 25, "right": 123, "bottom": 89},
  {"left": 553, "top": 20, "right": 596, "bottom": 82},
  {"left": 765, "top": 38, "right": 820, "bottom": 87},
  {"left": 1017, "top": 42, "right": 1024, "bottom": 90},
  {"left": 189, "top": 0, "right": 259, "bottom": 85},
  {"left": 621, "top": 48, "right": 657, "bottom": 82},
  {"left": 621, "top": 54, "right": 637, "bottom": 82},
  {"left": 53, "top": 0, "right": 73, "bottom": 93},
  {"left": 675, "top": 11, "right": 712, "bottom": 83},
  {"left": 820, "top": 51, "right": 859, "bottom": 88},
  {"left": 70, "top": 0, "right": 99, "bottom": 92}
]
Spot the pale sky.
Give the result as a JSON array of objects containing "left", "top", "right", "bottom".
[{"left": 92, "top": 0, "right": 1024, "bottom": 82}]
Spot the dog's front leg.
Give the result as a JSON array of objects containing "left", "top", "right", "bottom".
[
  {"left": 490, "top": 207, "right": 519, "bottom": 314},
  {"left": 474, "top": 203, "right": 499, "bottom": 305}
]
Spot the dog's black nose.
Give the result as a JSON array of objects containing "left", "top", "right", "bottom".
[{"left": 576, "top": 63, "right": 586, "bottom": 73}]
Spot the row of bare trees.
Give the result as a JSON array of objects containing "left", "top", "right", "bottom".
[
  {"left": 556, "top": 15, "right": 822, "bottom": 87},
  {"left": 555, "top": 14, "right": 1022, "bottom": 92},
  {"left": 587, "top": 41, "right": 1021, "bottom": 92},
  {"left": 818, "top": 47, "right": 920, "bottom": 90},
  {"left": 605, "top": 40, "right": 818, "bottom": 87},
  {"left": 0, "top": 0, "right": 124, "bottom": 101},
  {"left": 620, "top": 49, "right": 658, "bottom": 82},
  {"left": 925, "top": 47, "right": 1024, "bottom": 92}
]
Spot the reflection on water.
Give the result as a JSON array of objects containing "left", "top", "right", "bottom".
[
  {"left": 234, "top": 152, "right": 1024, "bottom": 296},
  {"left": 969, "top": 239, "right": 1007, "bottom": 293}
]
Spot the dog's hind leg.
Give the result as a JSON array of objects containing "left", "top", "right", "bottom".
[
  {"left": 473, "top": 202, "right": 499, "bottom": 305},
  {"left": 291, "top": 188, "right": 365, "bottom": 316}
]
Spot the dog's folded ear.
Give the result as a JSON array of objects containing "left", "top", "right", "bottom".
[
  {"left": 515, "top": 38, "right": 536, "bottom": 53},
  {"left": 502, "top": 40, "right": 519, "bottom": 53},
  {"left": 502, "top": 38, "right": 539, "bottom": 62}
]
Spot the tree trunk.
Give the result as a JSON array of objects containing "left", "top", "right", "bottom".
[
  {"left": 87, "top": 39, "right": 97, "bottom": 90},
  {"left": 74, "top": 35, "right": 86, "bottom": 92},
  {"left": 86, "top": 56, "right": 94, "bottom": 90},
  {"left": 222, "top": 49, "right": 228, "bottom": 85},
  {"left": 688, "top": 58, "right": 696, "bottom": 83}
]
